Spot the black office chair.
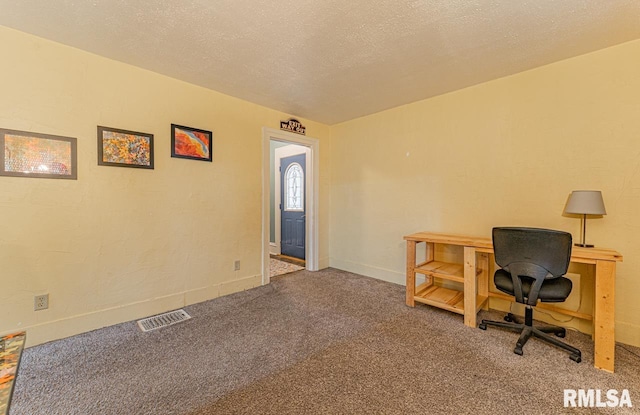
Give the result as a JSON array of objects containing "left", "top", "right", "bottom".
[{"left": 479, "top": 227, "right": 582, "bottom": 363}]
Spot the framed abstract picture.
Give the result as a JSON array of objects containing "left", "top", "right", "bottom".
[
  {"left": 0, "top": 128, "right": 77, "bottom": 179},
  {"left": 98, "top": 126, "right": 154, "bottom": 169},
  {"left": 171, "top": 124, "right": 213, "bottom": 162}
]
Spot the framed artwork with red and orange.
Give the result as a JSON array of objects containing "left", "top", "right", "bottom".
[{"left": 171, "top": 124, "right": 212, "bottom": 162}]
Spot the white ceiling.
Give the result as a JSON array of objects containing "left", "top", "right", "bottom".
[{"left": 1, "top": 1, "right": 639, "bottom": 125}]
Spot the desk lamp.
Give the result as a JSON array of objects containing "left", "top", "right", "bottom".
[{"left": 564, "top": 190, "right": 606, "bottom": 248}]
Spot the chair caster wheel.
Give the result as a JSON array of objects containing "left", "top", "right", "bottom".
[
  {"left": 555, "top": 329, "right": 566, "bottom": 338},
  {"left": 479, "top": 324, "right": 487, "bottom": 330},
  {"left": 514, "top": 347, "right": 523, "bottom": 356},
  {"left": 570, "top": 354, "right": 581, "bottom": 363},
  {"left": 504, "top": 314, "right": 513, "bottom": 322}
]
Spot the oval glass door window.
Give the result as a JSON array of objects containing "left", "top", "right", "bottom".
[{"left": 285, "top": 162, "right": 304, "bottom": 211}]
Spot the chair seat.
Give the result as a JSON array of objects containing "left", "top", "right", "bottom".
[{"left": 494, "top": 269, "right": 572, "bottom": 303}]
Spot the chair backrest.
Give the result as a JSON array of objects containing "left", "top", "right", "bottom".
[
  {"left": 493, "top": 227, "right": 572, "bottom": 304},
  {"left": 493, "top": 227, "right": 572, "bottom": 278}
]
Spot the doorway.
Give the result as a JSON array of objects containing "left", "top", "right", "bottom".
[
  {"left": 274, "top": 146, "right": 308, "bottom": 259},
  {"left": 262, "top": 127, "right": 319, "bottom": 284}
]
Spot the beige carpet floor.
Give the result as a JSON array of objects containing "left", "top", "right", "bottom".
[{"left": 10, "top": 268, "right": 640, "bottom": 415}]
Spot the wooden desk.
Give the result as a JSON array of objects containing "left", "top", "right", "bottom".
[
  {"left": 404, "top": 232, "right": 623, "bottom": 372},
  {"left": 0, "top": 332, "right": 26, "bottom": 415}
]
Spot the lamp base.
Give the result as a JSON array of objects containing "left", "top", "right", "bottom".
[{"left": 574, "top": 243, "right": 595, "bottom": 248}]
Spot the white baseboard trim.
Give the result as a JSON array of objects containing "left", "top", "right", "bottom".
[
  {"left": 616, "top": 321, "right": 640, "bottom": 348},
  {"left": 329, "top": 258, "right": 404, "bottom": 286},
  {"left": 318, "top": 256, "right": 331, "bottom": 270},
  {"left": 14, "top": 274, "right": 262, "bottom": 348},
  {"left": 220, "top": 274, "right": 262, "bottom": 296},
  {"left": 269, "top": 242, "right": 280, "bottom": 255}
]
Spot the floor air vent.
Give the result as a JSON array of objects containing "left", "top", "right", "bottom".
[{"left": 137, "top": 309, "right": 191, "bottom": 332}]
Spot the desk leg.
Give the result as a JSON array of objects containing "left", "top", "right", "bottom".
[
  {"left": 594, "top": 260, "right": 616, "bottom": 372},
  {"left": 478, "top": 253, "right": 489, "bottom": 311},
  {"left": 464, "top": 247, "right": 477, "bottom": 327},
  {"left": 406, "top": 240, "right": 416, "bottom": 307}
]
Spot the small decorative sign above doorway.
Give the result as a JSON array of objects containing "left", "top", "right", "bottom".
[{"left": 280, "top": 118, "right": 306, "bottom": 135}]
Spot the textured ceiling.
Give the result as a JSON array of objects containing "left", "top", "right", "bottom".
[{"left": 0, "top": 1, "right": 639, "bottom": 124}]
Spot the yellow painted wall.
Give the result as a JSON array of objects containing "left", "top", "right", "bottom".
[
  {"left": 0, "top": 26, "right": 331, "bottom": 346},
  {"left": 330, "top": 39, "right": 640, "bottom": 347},
  {"left": 3, "top": 24, "right": 639, "bottom": 349}
]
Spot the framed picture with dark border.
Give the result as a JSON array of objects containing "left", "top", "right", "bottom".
[
  {"left": 0, "top": 128, "right": 77, "bottom": 179},
  {"left": 98, "top": 126, "right": 154, "bottom": 169},
  {"left": 171, "top": 124, "right": 213, "bottom": 162}
]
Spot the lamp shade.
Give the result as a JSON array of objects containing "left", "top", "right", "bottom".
[{"left": 564, "top": 190, "right": 607, "bottom": 215}]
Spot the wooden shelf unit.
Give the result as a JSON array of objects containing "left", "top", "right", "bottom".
[{"left": 404, "top": 234, "right": 490, "bottom": 327}]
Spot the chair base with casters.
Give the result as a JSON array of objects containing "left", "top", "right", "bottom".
[{"left": 479, "top": 307, "right": 582, "bottom": 363}]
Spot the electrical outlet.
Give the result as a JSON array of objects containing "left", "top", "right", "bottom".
[
  {"left": 34, "top": 294, "right": 49, "bottom": 311},
  {"left": 234, "top": 260, "right": 241, "bottom": 271}
]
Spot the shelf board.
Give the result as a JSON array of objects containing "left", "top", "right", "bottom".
[
  {"left": 414, "top": 284, "right": 464, "bottom": 315},
  {"left": 415, "top": 261, "right": 464, "bottom": 283}
]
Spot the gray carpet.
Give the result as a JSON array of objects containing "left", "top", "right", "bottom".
[{"left": 11, "top": 268, "right": 640, "bottom": 414}]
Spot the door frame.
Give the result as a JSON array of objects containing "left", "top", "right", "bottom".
[
  {"left": 274, "top": 144, "right": 310, "bottom": 257},
  {"left": 262, "top": 127, "right": 319, "bottom": 284}
]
